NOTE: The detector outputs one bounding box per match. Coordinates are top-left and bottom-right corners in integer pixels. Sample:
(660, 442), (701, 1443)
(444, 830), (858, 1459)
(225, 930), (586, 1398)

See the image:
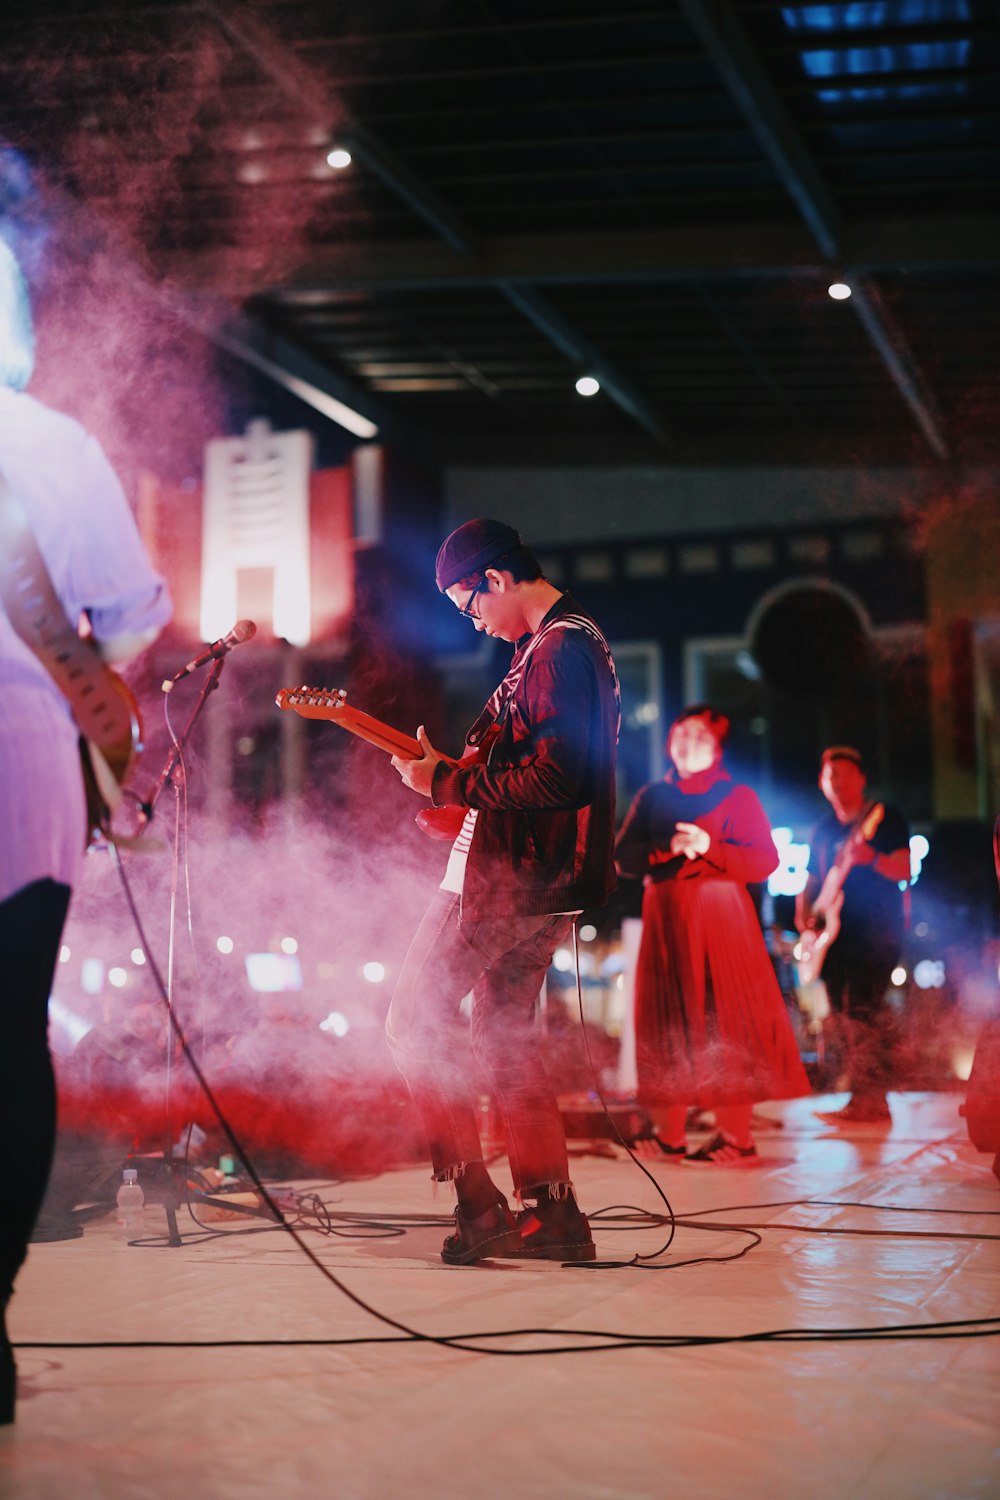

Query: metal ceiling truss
(9, 2), (985, 457)
(675, 0), (950, 461)
(201, 0), (681, 447)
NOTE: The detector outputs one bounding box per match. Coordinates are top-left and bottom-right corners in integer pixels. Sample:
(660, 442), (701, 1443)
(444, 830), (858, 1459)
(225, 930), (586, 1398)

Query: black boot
(512, 1188), (596, 1263)
(440, 1201), (523, 1265)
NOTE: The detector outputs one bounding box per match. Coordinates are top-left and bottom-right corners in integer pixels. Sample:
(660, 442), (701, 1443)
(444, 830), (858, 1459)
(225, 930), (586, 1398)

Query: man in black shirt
(796, 746), (911, 1125)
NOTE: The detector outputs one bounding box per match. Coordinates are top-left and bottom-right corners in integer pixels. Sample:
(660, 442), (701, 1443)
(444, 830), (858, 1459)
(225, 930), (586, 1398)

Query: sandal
(683, 1132), (757, 1164)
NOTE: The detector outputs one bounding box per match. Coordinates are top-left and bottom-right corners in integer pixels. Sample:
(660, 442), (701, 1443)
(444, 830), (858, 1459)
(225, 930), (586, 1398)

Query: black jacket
(431, 593), (620, 921)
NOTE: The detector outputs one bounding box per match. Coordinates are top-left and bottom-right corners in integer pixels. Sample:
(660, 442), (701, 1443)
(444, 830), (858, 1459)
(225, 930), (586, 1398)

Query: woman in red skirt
(615, 705), (809, 1163)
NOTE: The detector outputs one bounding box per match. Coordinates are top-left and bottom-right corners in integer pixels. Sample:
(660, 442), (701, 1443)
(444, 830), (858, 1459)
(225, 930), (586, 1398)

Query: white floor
(2, 1092), (998, 1500)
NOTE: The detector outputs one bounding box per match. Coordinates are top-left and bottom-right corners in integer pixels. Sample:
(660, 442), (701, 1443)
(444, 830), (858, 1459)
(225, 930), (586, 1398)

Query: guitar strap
(0, 477), (135, 815)
(465, 604), (621, 750)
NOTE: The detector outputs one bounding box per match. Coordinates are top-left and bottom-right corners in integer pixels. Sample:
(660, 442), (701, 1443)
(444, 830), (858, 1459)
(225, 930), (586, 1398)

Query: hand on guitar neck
(390, 725), (444, 799)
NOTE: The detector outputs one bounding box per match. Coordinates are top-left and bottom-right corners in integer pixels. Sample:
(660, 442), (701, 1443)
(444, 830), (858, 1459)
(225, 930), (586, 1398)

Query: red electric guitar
(796, 802), (885, 985)
(275, 685), (488, 840)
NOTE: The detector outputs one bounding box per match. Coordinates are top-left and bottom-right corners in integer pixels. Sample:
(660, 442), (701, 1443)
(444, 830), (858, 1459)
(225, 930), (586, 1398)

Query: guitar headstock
(275, 685), (348, 720)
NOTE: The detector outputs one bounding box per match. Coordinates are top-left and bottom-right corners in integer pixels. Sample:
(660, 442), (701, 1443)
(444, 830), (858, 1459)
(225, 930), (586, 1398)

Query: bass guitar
(275, 685), (482, 841)
(796, 803), (885, 986)
(0, 479), (143, 843)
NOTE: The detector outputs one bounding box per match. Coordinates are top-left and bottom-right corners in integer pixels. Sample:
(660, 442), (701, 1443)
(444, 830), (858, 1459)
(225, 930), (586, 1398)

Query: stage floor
(3, 1091), (998, 1500)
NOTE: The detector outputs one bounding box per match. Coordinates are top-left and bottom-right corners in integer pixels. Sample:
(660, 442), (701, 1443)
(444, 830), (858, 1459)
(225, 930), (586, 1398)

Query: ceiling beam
(335, 125), (475, 257)
(172, 294), (386, 440)
(210, 323), (381, 441)
(204, 1), (475, 255)
(675, 0), (950, 460)
(163, 214), (1000, 297)
(848, 279), (949, 461)
(201, 0), (669, 446)
(497, 282), (671, 446)
(675, 0), (843, 260)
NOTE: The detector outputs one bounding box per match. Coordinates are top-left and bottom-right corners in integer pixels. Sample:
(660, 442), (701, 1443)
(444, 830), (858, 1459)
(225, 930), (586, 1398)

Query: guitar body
(0, 480), (143, 843)
(796, 889), (843, 986)
(276, 686), (494, 841)
(415, 806), (468, 841)
(413, 736), (496, 841)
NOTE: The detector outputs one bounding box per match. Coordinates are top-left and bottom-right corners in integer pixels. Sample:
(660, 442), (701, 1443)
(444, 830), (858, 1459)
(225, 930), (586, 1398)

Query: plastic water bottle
(116, 1168), (145, 1239)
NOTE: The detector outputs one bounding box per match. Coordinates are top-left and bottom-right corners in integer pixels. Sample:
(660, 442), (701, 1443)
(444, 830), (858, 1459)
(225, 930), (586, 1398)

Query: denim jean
(386, 888), (575, 1198)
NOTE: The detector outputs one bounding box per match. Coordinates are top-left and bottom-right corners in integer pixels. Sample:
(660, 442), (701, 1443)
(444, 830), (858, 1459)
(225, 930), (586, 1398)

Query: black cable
(111, 846), (494, 1350)
(561, 926), (769, 1270)
(271, 1193), (1000, 1256)
(686, 1195), (1000, 1218)
(19, 1314), (1000, 1357)
(100, 848), (1000, 1355)
(567, 921), (683, 1267)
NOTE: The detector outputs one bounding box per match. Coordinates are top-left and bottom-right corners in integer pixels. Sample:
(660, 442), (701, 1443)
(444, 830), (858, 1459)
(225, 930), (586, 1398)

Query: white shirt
(0, 388), (172, 903)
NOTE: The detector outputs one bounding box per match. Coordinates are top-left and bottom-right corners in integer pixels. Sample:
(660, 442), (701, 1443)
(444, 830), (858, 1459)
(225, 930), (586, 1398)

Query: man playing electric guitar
(386, 518), (620, 1266)
(796, 746), (911, 1126)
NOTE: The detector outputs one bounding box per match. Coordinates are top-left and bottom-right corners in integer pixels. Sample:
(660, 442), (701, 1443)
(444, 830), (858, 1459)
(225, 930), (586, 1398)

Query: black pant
(822, 944), (898, 1097)
(0, 878), (71, 1297)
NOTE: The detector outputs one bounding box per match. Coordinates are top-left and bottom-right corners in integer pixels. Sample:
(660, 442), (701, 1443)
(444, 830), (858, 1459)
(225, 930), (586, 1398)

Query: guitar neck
(337, 708), (420, 760)
(814, 804), (885, 914)
(275, 689), (420, 759)
(812, 865), (848, 918)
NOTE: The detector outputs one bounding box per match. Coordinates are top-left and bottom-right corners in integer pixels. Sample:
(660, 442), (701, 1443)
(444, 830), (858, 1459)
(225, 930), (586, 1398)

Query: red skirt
(634, 877), (809, 1107)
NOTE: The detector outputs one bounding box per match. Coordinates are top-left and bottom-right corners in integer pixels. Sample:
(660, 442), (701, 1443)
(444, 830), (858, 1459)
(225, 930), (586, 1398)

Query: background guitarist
(0, 237), (171, 1423)
(796, 746), (911, 1127)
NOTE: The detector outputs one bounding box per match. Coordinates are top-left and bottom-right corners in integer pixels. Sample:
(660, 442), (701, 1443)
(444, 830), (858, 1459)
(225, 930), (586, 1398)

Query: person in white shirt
(0, 237), (171, 1424)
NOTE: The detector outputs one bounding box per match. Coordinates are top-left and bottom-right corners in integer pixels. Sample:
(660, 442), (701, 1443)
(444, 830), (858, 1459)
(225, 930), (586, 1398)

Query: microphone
(162, 620), (257, 691)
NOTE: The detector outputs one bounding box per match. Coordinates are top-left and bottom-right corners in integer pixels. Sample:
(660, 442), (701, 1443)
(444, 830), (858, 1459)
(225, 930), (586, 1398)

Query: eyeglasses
(457, 577), (488, 619)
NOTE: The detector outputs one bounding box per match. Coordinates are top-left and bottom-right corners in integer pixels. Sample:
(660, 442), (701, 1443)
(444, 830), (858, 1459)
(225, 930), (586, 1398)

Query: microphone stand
(137, 656), (227, 1247)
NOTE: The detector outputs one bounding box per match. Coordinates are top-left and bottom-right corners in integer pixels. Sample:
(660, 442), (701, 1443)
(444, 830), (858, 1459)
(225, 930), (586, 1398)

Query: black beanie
(821, 745), (866, 775)
(434, 517), (522, 592)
